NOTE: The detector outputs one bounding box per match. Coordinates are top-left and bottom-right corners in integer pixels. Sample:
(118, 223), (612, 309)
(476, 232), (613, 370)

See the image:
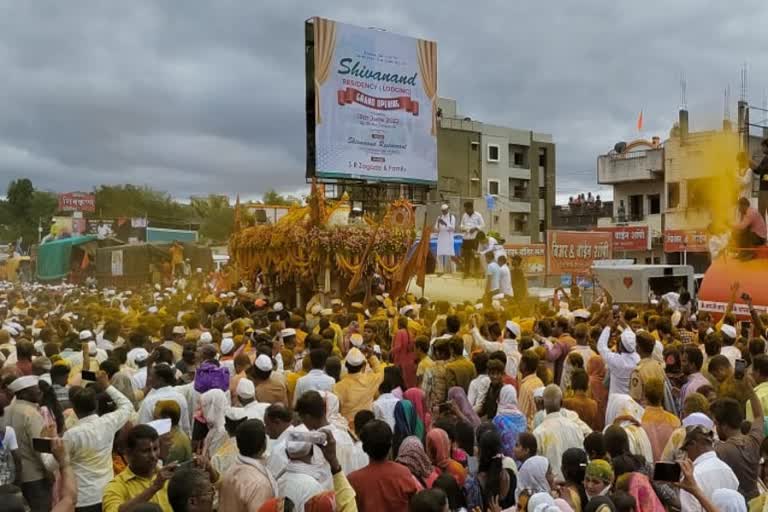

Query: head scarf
(394, 399), (425, 442)
(516, 455), (551, 501)
(425, 428), (453, 471)
(447, 386), (481, 427)
(527, 492), (560, 512)
(403, 387), (432, 431)
(711, 489), (747, 512)
(305, 491), (336, 512)
(200, 388), (227, 430)
(496, 384), (520, 415)
(625, 472), (665, 512)
(319, 391), (349, 432)
(396, 435), (434, 480)
(585, 459), (614, 484)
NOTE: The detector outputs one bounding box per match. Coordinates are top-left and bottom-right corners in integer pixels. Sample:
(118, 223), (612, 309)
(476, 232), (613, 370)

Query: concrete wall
(436, 127), (481, 198)
(598, 148), (663, 184)
(611, 180), (665, 218)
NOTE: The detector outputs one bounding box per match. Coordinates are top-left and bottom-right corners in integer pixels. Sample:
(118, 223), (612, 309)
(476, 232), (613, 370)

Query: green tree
(191, 195), (234, 242)
(261, 189), (296, 206)
(1, 179), (57, 246)
(7, 178), (34, 220)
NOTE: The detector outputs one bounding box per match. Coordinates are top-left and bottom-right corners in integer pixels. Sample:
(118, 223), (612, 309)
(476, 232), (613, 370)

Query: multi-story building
(430, 98), (556, 244)
(596, 137), (665, 263)
(596, 108), (765, 271)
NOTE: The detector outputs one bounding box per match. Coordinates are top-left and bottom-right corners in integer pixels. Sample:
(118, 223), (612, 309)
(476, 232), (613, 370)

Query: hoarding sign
(503, 243), (546, 276)
(547, 230), (613, 275)
(663, 229), (708, 253)
(597, 225), (650, 251)
(58, 192), (96, 213)
(308, 17), (437, 184)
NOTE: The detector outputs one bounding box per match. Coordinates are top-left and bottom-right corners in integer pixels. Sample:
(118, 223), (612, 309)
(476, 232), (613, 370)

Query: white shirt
(460, 211), (485, 239)
(533, 411), (587, 481)
(486, 261), (501, 291)
(137, 385), (191, 435)
(499, 264), (513, 296)
(467, 374), (491, 413)
(470, 328), (520, 378)
(62, 386), (133, 507)
(596, 327), (640, 395)
(372, 393), (400, 429)
(242, 401), (270, 421)
(680, 451), (739, 512)
(293, 369), (336, 405)
(561, 345), (597, 389)
(131, 367), (147, 391)
(720, 345), (741, 368)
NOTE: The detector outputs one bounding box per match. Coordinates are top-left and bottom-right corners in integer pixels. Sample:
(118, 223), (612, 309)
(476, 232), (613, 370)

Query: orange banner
(547, 230), (613, 275)
(503, 244), (546, 276)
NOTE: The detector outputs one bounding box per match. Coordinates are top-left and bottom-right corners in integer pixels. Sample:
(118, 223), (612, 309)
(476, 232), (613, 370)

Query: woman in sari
(559, 447), (588, 512)
(392, 317), (417, 389)
(615, 472), (665, 512)
(515, 455), (552, 502)
(403, 387), (431, 434)
(492, 384), (527, 458)
(426, 427), (468, 486)
(393, 399), (424, 456)
(640, 377), (680, 462)
(608, 394), (654, 465)
(199, 388), (228, 459)
(396, 435), (441, 488)
(447, 386), (481, 428)
(586, 356), (608, 430)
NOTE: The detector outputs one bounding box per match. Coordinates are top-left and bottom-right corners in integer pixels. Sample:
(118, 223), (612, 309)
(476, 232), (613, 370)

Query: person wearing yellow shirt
(334, 347), (385, 429)
(313, 313), (343, 352)
(102, 424), (174, 512)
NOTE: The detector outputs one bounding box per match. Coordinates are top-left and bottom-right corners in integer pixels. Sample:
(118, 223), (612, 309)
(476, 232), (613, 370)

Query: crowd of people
(567, 194), (603, 212)
(0, 273), (764, 512)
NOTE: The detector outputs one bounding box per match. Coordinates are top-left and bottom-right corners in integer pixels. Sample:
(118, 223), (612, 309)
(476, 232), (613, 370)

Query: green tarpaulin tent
(36, 235), (98, 281)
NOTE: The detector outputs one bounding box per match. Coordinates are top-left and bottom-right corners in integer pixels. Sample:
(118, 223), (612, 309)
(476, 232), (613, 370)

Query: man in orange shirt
(518, 350), (544, 426)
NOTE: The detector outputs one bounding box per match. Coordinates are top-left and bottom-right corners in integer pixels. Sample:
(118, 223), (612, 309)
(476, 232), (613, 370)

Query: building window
(668, 182), (680, 209)
(509, 178), (528, 200)
(508, 213), (528, 234)
(488, 180), (500, 196)
(648, 194), (661, 214)
(487, 144), (500, 162)
(508, 144), (527, 168)
(539, 187), (546, 199)
(539, 220), (545, 232)
(538, 147), (547, 167)
(628, 194), (644, 220)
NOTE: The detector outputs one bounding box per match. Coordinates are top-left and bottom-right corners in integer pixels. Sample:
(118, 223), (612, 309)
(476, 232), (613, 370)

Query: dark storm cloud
(0, 0), (767, 200)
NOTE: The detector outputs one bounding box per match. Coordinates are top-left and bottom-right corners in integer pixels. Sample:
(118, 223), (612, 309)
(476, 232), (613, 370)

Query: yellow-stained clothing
(334, 356), (385, 428)
(102, 467), (172, 512)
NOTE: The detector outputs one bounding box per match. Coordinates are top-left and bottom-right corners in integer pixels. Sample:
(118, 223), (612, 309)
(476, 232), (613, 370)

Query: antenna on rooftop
(724, 85), (731, 121)
(679, 72), (687, 110)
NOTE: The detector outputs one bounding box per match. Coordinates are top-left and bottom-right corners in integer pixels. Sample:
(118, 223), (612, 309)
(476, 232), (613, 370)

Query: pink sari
(626, 472), (665, 512)
(403, 388), (432, 432)
(392, 328), (417, 389)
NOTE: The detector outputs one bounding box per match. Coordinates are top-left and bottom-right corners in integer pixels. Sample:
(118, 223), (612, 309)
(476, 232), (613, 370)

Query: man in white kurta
(434, 204), (456, 274)
(532, 384), (589, 481)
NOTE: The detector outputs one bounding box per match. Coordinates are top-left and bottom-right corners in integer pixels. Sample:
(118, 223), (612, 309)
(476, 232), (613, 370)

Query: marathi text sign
(310, 17), (437, 184)
(663, 229), (708, 253)
(597, 226), (650, 251)
(503, 244), (546, 276)
(58, 192), (96, 213)
(547, 230), (612, 275)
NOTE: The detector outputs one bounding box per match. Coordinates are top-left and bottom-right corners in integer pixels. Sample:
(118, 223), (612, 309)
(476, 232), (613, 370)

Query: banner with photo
(309, 17), (437, 184)
(503, 243), (546, 276)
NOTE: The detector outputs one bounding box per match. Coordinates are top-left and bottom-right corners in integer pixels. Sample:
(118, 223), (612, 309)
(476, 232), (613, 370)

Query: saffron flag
(637, 110), (643, 131)
(391, 215), (432, 298)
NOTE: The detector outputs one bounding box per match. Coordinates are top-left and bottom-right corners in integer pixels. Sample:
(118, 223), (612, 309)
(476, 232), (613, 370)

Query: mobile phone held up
(653, 461), (681, 482)
(735, 359), (747, 380)
(81, 370), (97, 382)
(32, 437), (53, 453)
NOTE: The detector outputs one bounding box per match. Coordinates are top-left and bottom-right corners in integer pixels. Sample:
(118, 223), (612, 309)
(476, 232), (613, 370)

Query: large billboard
(547, 230), (613, 275)
(597, 226), (650, 251)
(306, 17), (437, 185)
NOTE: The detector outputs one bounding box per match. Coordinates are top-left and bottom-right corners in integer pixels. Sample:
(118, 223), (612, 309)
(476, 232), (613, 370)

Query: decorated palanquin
(228, 189), (416, 287)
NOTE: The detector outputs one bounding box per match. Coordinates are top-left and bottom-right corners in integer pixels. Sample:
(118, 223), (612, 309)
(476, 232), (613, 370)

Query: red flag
(637, 110), (643, 131)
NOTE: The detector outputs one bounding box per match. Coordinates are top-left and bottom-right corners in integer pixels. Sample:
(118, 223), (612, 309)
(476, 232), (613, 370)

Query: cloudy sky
(1, 1), (767, 204)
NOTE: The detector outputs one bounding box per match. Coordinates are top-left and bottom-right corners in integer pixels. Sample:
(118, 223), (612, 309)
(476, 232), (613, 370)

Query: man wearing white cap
(334, 347), (385, 427)
(470, 317), (522, 380)
(252, 353), (288, 405)
(434, 203), (456, 274)
(719, 323), (741, 368)
(3, 375), (53, 511)
(161, 324), (186, 362)
(596, 319), (641, 425)
(137, 362), (192, 435)
(233, 378), (269, 421)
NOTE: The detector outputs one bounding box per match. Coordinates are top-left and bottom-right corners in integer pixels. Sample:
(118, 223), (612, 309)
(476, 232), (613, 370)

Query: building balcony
(597, 213), (663, 236)
(597, 148), (664, 184)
